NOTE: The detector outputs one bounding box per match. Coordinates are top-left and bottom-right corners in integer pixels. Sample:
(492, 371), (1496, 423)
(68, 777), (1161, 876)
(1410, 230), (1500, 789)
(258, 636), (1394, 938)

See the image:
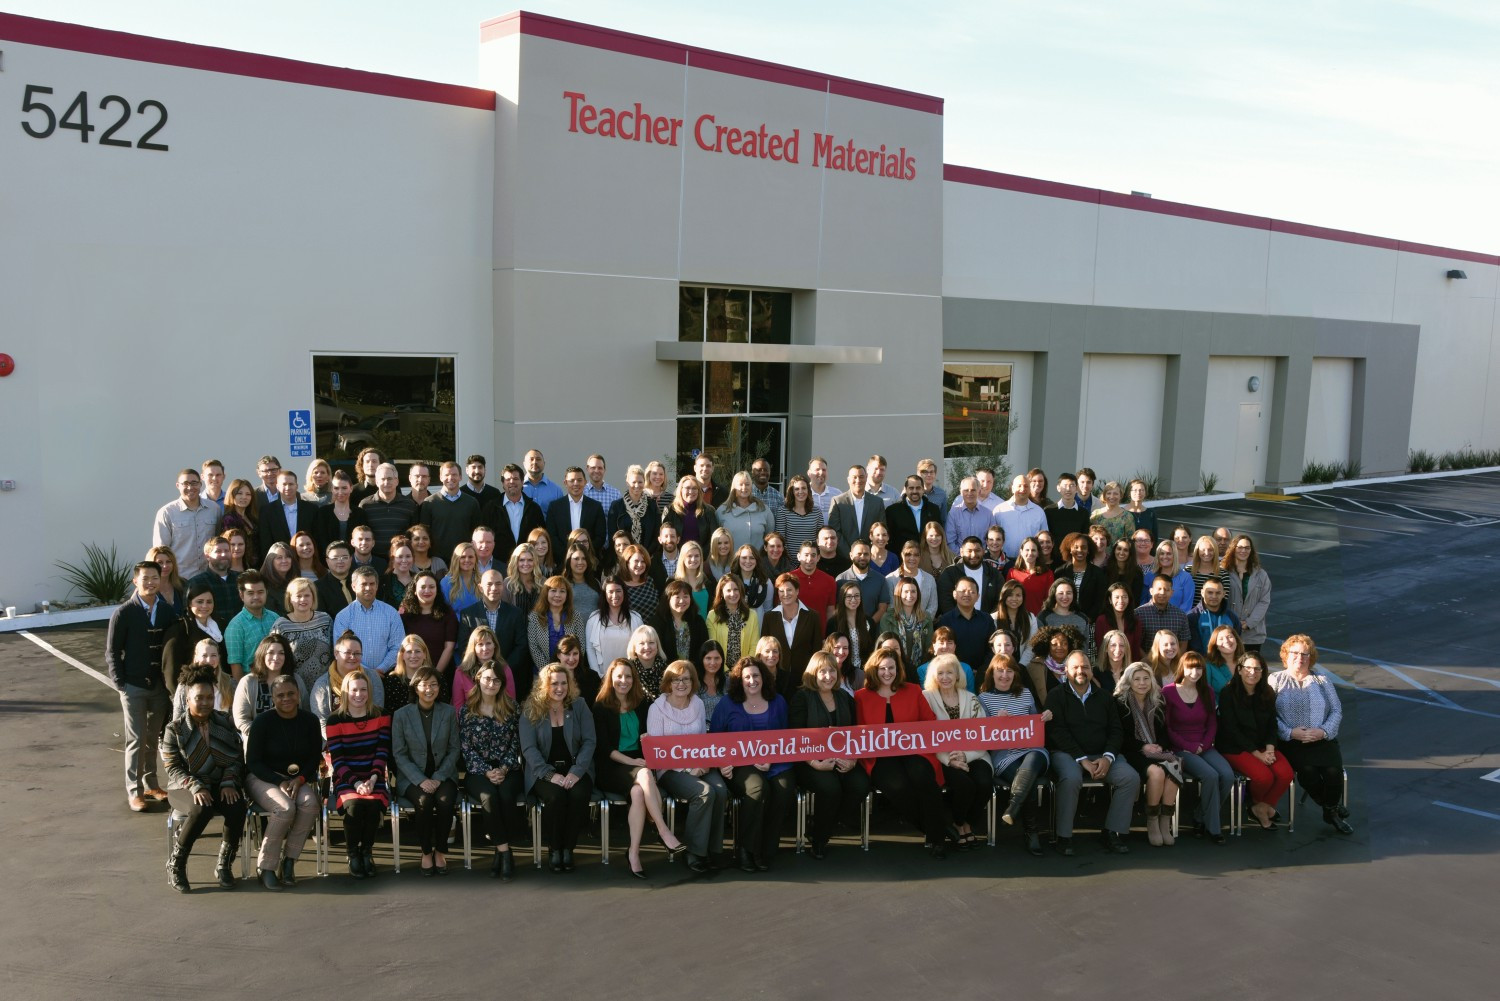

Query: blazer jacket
(935, 562), (1002, 616)
(257, 498), (321, 555)
(391, 702), (462, 798)
(544, 494), (608, 559)
(591, 698), (652, 766)
(787, 686), (858, 730)
(826, 491), (887, 557)
(480, 494), (547, 564)
(760, 608), (822, 698)
(883, 498), (943, 554)
(519, 697), (598, 789)
(459, 601), (531, 689)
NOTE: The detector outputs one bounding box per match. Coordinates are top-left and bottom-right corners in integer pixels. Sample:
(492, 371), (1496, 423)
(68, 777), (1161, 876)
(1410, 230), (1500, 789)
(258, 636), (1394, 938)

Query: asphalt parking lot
(2, 472), (1496, 999)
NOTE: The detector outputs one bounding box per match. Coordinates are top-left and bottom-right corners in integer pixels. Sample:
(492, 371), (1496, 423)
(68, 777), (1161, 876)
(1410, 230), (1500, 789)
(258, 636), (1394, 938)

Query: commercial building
(2, 10), (1497, 609)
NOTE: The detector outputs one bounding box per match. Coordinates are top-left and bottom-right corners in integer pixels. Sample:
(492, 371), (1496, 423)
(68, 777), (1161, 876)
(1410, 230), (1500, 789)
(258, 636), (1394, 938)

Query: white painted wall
(1077, 354), (1166, 480)
(1304, 358), (1355, 468)
(1202, 357), (1276, 491)
(1, 37), (494, 609)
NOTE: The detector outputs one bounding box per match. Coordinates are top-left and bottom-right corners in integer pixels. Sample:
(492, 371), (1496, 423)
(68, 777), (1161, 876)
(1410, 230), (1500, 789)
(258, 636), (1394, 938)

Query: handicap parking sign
(289, 409), (313, 457)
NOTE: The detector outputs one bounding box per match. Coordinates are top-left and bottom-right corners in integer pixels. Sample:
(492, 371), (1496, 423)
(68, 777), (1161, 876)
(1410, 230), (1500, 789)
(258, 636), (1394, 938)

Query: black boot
(279, 857), (297, 887)
(348, 846), (366, 879)
(166, 841), (191, 894)
(499, 849), (515, 881)
(259, 868), (282, 891)
(736, 847), (758, 873)
(215, 841), (238, 889)
(363, 849), (378, 878)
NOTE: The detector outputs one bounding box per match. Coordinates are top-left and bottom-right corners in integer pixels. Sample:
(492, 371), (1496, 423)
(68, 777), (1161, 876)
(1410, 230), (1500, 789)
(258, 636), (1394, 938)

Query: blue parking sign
(289, 410), (313, 457)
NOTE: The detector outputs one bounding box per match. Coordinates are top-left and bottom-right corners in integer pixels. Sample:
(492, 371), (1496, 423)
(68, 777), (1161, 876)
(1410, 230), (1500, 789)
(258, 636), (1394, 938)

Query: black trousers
(466, 771), (524, 846)
(870, 755), (950, 844)
(729, 768), (795, 859)
(941, 758), (994, 827)
(793, 763), (869, 846)
(1280, 739), (1345, 810)
(341, 799), (383, 853)
(406, 779), (458, 854)
(532, 775), (594, 851)
(167, 787), (247, 852)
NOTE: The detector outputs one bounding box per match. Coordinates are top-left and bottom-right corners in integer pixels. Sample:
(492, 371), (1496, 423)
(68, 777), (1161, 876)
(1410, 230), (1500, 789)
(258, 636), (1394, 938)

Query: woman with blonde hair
(451, 624), (516, 709)
(269, 577), (333, 694)
(918, 521), (955, 576)
(1088, 480), (1135, 550)
(301, 458), (334, 506)
(717, 471), (775, 552)
(705, 527), (736, 580)
(923, 653), (991, 848)
(663, 475), (720, 546)
(673, 541), (715, 617)
(787, 651), (867, 859)
(504, 543), (544, 615)
(145, 545), (187, 618)
(460, 661), (523, 879)
(519, 663), (597, 872)
(1094, 628), (1132, 693)
(1144, 628), (1183, 687)
(1143, 540), (1194, 613)
(526, 526), (555, 578)
(439, 543), (481, 613)
(1114, 661), (1179, 847)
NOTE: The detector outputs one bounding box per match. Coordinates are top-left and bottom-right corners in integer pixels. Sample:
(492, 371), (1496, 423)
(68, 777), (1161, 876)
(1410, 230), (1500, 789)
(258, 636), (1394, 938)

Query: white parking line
(18, 630), (114, 689)
(1481, 769), (1500, 784)
(1433, 801), (1500, 822)
(1172, 503), (1408, 536)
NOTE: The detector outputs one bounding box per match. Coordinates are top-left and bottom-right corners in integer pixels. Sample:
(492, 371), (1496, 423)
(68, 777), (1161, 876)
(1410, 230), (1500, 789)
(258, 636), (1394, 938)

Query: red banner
(642, 716), (1044, 768)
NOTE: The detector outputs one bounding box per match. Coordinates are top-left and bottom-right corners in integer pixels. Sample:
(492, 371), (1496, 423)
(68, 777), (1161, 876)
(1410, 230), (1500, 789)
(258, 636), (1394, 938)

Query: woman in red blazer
(853, 647), (957, 859)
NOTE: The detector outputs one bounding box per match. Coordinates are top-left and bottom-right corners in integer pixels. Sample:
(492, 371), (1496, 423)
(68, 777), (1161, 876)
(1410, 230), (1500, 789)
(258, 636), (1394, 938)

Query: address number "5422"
(21, 85), (169, 151)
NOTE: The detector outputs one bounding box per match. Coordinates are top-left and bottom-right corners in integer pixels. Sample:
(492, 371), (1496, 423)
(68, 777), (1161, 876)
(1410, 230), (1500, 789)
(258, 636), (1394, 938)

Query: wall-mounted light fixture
(1447, 269), (1468, 279)
(1247, 376), (1261, 393)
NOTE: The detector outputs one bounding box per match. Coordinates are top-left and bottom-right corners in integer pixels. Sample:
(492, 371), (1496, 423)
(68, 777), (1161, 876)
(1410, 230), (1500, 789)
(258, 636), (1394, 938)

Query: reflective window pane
(677, 361), (703, 416)
(750, 291), (792, 344)
(942, 364), (1012, 458)
(679, 287), (705, 342)
(748, 363), (789, 415)
(707, 288), (750, 343)
(705, 361), (748, 415)
(676, 418), (703, 481)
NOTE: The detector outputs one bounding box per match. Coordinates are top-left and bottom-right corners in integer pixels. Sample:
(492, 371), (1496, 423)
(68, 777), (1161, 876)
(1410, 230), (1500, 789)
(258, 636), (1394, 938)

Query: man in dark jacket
(1045, 651), (1140, 855)
(108, 561), (173, 812)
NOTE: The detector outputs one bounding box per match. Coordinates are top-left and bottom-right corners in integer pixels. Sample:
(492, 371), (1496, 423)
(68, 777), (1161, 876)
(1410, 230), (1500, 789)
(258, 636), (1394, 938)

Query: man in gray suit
(826, 464), (887, 559)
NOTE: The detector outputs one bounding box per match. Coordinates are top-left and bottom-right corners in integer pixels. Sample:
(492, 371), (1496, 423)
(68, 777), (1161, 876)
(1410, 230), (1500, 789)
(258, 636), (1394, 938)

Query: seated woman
(879, 575), (933, 675)
(233, 635), (305, 744)
(1036, 579), (1093, 658)
(392, 666), (462, 875)
(593, 658), (687, 878)
(853, 646), (955, 859)
(325, 670), (392, 879)
(163, 582), (229, 709)
(822, 632), (860, 695)
(451, 625), (517, 710)
(1114, 661), (1179, 847)
(1094, 628), (1132, 694)
(709, 657), (794, 872)
(624, 624), (670, 699)
(244, 674), (322, 890)
(1217, 651), (1294, 830)
(309, 631), (386, 731)
(1143, 628), (1183, 688)
(1269, 635), (1351, 834)
(705, 574), (761, 669)
(460, 661), (524, 880)
(1028, 623), (1086, 692)
(400, 572), (459, 696)
(162, 666), (246, 893)
(269, 577), (333, 696)
(519, 663), (598, 872)
(1163, 651), (1235, 844)
(787, 651), (869, 859)
(1203, 623), (1245, 696)
(922, 653), (992, 849)
(977, 654), (1050, 856)
(171, 638), (226, 721)
(648, 660), (729, 873)
(528, 576), (587, 688)
(696, 640), (728, 722)
(1094, 582), (1142, 662)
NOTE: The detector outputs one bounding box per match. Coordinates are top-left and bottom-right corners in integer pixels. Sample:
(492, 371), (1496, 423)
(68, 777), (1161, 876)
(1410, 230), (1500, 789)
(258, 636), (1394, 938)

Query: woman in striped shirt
(325, 670), (392, 879)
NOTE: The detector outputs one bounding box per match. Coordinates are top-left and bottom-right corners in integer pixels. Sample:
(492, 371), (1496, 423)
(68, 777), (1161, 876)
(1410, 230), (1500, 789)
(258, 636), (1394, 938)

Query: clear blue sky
(11, 0), (1499, 252)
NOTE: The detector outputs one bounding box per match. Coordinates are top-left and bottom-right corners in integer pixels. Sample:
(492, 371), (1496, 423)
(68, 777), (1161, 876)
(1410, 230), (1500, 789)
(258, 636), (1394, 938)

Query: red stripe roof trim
(481, 11), (943, 115)
(944, 164), (1499, 266)
(0, 12), (496, 110)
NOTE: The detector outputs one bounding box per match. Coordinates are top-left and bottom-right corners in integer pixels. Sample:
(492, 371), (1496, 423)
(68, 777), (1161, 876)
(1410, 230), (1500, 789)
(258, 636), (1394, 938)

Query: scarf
(1045, 656), (1067, 683)
(1127, 694), (1157, 746)
(621, 493), (650, 544)
(724, 610), (744, 664)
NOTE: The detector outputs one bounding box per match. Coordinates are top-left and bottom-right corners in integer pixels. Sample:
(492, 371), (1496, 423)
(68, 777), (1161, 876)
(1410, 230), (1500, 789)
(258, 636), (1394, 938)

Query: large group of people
(116, 446), (1349, 893)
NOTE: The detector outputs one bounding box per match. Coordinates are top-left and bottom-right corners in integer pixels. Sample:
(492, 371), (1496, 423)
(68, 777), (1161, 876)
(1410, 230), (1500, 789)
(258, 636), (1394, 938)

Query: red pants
(1222, 750), (1294, 808)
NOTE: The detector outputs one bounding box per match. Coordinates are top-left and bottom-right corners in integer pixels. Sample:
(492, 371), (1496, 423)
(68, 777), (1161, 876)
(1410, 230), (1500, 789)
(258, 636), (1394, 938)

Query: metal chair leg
(861, 792), (872, 851)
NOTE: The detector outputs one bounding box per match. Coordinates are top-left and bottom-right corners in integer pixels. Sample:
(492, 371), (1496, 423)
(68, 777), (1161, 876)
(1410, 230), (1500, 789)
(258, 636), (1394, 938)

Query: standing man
(749, 457), (784, 512)
(815, 526), (849, 578)
(462, 454), (502, 511)
(1046, 472), (1090, 543)
(546, 465), (607, 557)
(482, 463), (546, 564)
(315, 541), (355, 616)
(583, 454), (623, 510)
(865, 455), (899, 505)
(1076, 467), (1099, 515)
(471, 526), (498, 575)
(257, 469), (318, 557)
(420, 461), (481, 566)
(885, 474), (942, 554)
(225, 570), (280, 679)
(250, 455), (283, 517)
(153, 468), (220, 578)
(837, 541), (892, 623)
(806, 456), (839, 521)
(916, 458), (948, 518)
(406, 462), (436, 505)
(107, 561), (174, 811)
(186, 535), (241, 630)
(692, 453), (725, 511)
(458, 569), (531, 693)
(357, 463), (418, 556)
(200, 458), (227, 510)
(1046, 651), (1140, 855)
(973, 467), (1004, 513)
(1136, 576), (1193, 651)
(349, 525), (385, 575)
(996, 475), (1048, 559)
(827, 464), (887, 558)
(332, 566), (404, 673)
(788, 540), (837, 630)
(521, 449), (565, 515)
(936, 537), (1001, 616)
(946, 477), (999, 554)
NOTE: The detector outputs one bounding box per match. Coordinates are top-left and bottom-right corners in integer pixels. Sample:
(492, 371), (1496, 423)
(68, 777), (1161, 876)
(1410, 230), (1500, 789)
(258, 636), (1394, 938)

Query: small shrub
(1408, 449), (1437, 473)
(55, 541), (132, 605)
(1301, 460), (1340, 484)
(1199, 470), (1220, 494)
(1341, 459), (1362, 480)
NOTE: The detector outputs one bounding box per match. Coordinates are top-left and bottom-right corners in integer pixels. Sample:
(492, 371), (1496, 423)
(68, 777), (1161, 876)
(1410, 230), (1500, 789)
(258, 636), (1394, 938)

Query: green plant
(1199, 470), (1219, 494)
(1436, 445), (1500, 470)
(1301, 460), (1340, 484)
(55, 541), (132, 605)
(1130, 471), (1159, 499)
(945, 415), (1021, 497)
(1341, 459), (1362, 480)
(1408, 449), (1436, 473)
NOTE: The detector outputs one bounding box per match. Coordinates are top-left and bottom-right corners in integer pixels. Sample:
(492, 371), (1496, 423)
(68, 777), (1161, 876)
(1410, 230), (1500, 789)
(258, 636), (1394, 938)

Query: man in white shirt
(996, 475), (1048, 559)
(153, 468), (220, 578)
(546, 465), (606, 556)
(806, 456), (839, 521)
(827, 464), (887, 559)
(973, 467), (1004, 512)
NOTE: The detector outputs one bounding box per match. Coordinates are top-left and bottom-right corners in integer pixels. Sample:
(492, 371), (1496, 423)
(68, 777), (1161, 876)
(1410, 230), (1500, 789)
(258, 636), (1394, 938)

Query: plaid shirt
(1134, 600), (1191, 650)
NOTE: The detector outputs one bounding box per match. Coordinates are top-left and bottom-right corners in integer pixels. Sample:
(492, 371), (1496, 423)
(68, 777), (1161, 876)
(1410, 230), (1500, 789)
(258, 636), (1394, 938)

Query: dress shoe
(736, 848), (758, 873)
(1025, 833), (1044, 857)
(548, 850), (564, 873)
(629, 862), (648, 880)
(753, 854), (771, 872)
(145, 788), (170, 801)
(664, 841), (688, 860)
(1055, 837), (1076, 857)
(1210, 832), (1228, 845)
(810, 840), (828, 860)
(1334, 804), (1351, 819)
(1103, 831), (1130, 854)
(259, 869), (282, 891)
(128, 795), (148, 813)
(561, 849), (576, 872)
(279, 858), (297, 886)
(1324, 808), (1354, 835)
(684, 853), (710, 874)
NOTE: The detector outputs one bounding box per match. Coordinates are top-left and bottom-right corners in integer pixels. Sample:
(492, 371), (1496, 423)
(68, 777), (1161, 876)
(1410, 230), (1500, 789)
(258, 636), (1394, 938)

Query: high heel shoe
(629, 854), (648, 880)
(665, 841), (688, 860)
